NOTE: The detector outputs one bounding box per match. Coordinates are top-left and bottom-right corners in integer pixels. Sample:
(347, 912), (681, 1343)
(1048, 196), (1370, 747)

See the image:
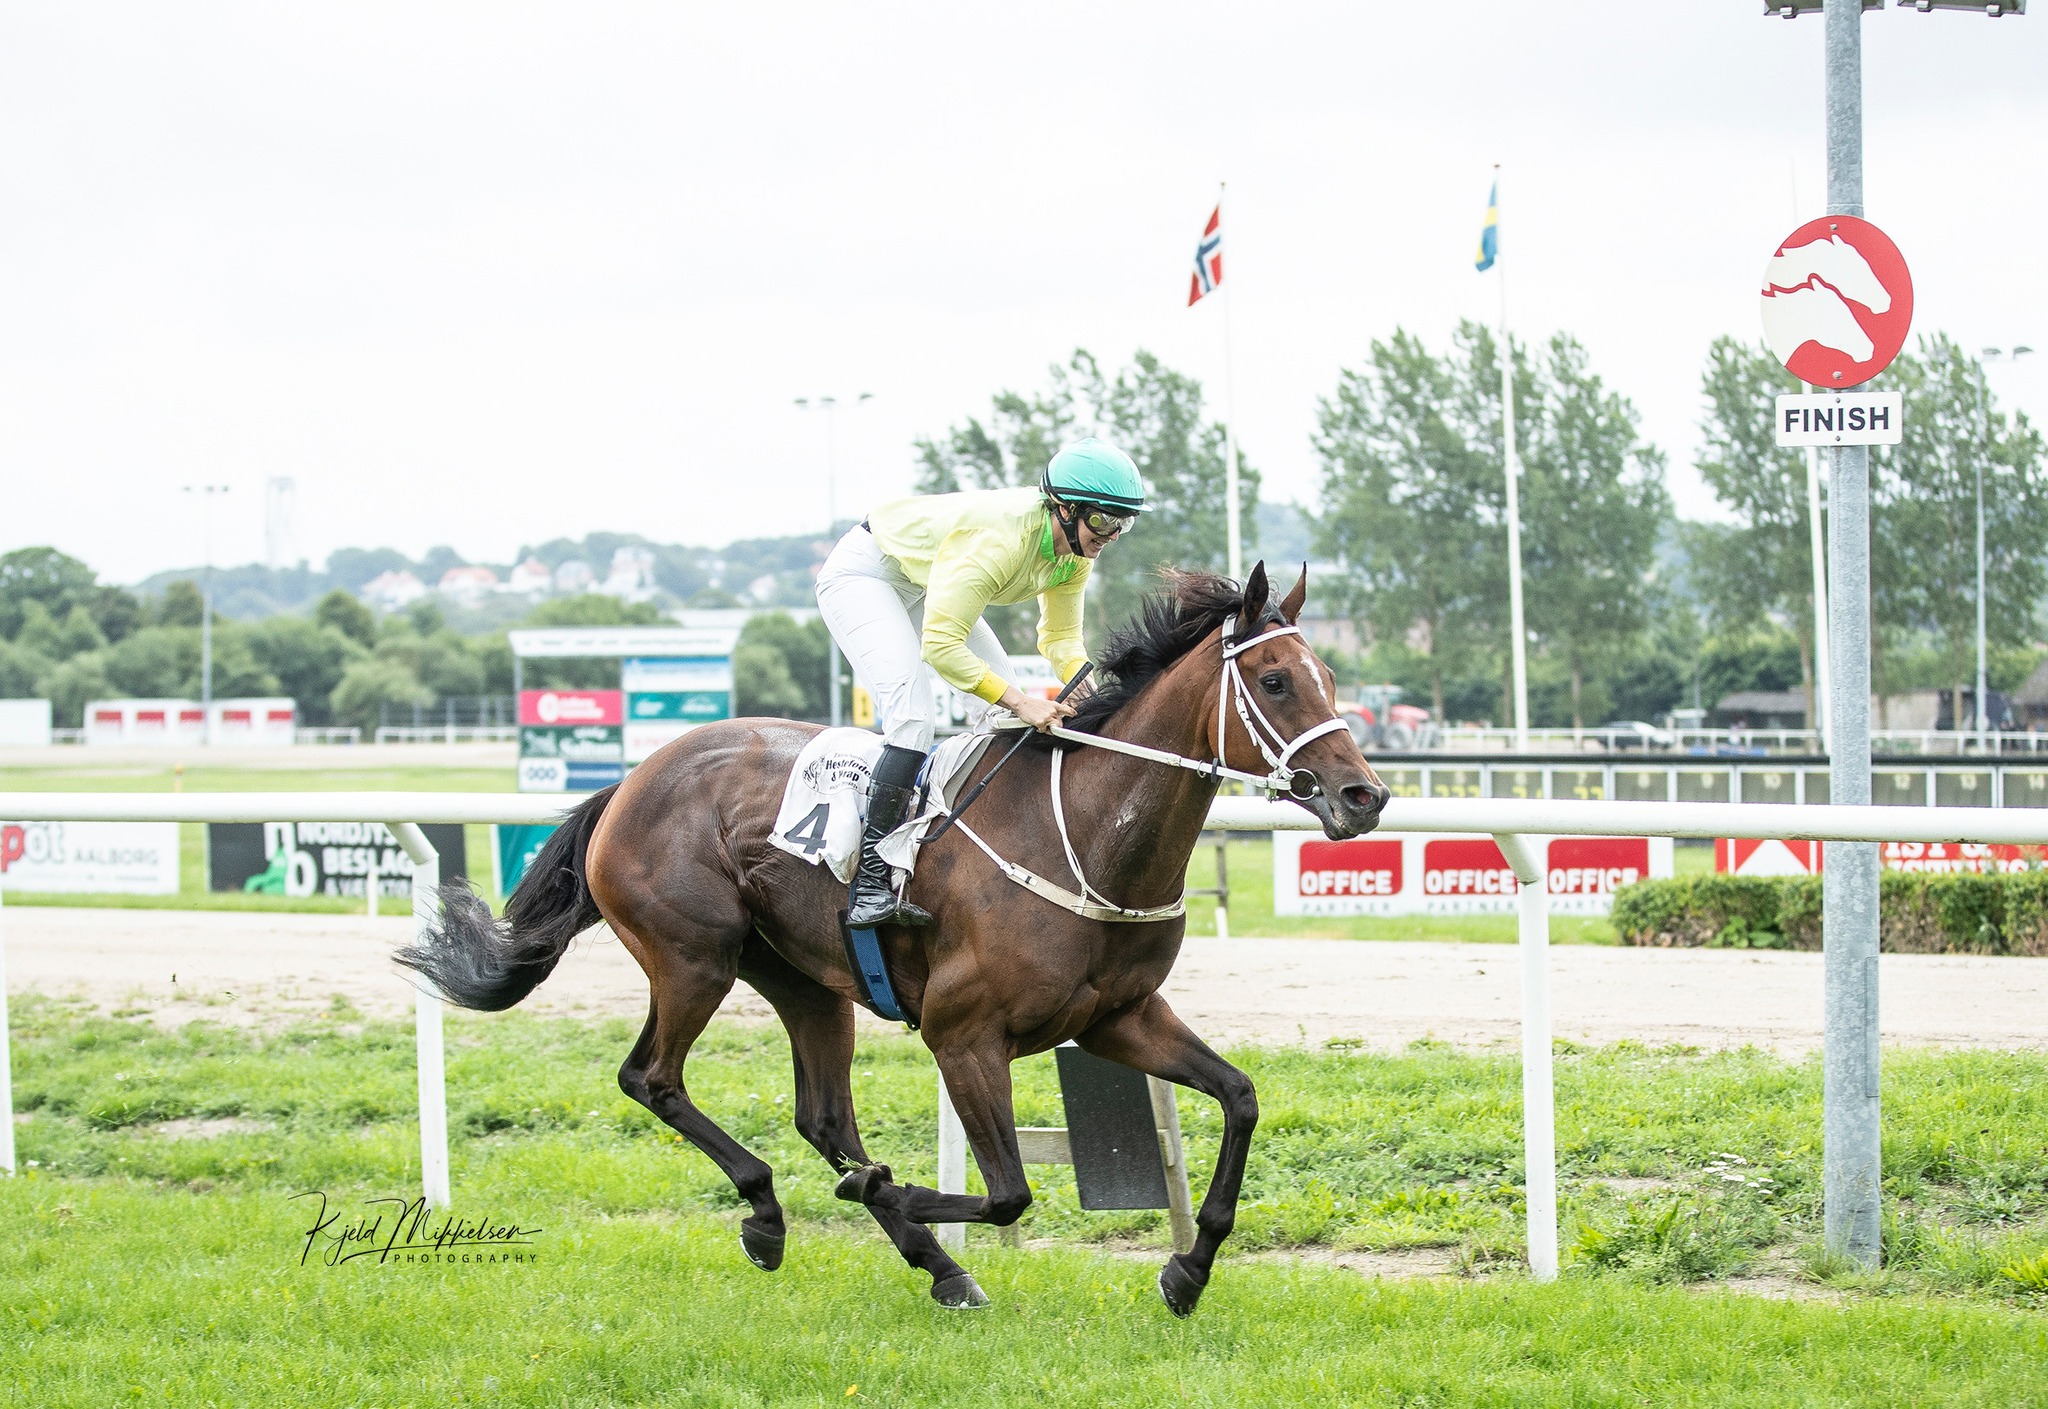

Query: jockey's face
(1074, 518), (1118, 558)
(1052, 498), (1128, 559)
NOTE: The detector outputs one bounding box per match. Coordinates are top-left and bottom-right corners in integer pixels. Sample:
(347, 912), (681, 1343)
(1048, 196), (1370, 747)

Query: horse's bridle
(1033, 615), (1352, 798)
(933, 617), (1356, 923)
(1214, 617), (1352, 800)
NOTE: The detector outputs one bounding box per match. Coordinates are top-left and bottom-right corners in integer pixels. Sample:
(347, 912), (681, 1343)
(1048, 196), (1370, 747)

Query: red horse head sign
(1759, 215), (1914, 388)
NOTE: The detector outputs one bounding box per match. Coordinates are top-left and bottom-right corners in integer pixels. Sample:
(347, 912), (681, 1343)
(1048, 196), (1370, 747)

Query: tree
(244, 617), (368, 724)
(37, 655), (108, 727)
(330, 658), (434, 729)
(15, 601), (105, 661)
(1314, 324), (1524, 721)
(155, 580), (205, 628)
(1691, 339), (1827, 726)
(737, 612), (830, 719)
(1520, 334), (1671, 728)
(733, 643), (807, 717)
(915, 348), (1256, 642)
(314, 589), (377, 648)
(0, 547), (98, 640)
(0, 640), (51, 697)
(325, 547), (412, 593)
(86, 584), (144, 644)
(101, 627), (196, 697)
(1875, 336), (2048, 728)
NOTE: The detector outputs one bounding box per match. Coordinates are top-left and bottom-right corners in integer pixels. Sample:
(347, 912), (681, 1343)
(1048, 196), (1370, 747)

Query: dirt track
(6, 907), (2044, 1055)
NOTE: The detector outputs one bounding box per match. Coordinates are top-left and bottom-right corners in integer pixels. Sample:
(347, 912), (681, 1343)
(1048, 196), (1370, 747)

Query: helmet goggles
(1073, 503), (1136, 539)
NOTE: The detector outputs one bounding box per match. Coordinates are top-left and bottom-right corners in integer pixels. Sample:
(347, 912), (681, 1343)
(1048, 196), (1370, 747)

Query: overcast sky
(3, 3), (2044, 585)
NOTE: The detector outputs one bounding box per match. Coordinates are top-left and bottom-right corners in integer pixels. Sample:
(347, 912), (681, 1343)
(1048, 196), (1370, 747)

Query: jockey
(815, 436), (1147, 928)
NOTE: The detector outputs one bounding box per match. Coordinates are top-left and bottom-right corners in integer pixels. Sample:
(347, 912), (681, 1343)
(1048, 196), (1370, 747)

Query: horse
(396, 562), (1389, 1315)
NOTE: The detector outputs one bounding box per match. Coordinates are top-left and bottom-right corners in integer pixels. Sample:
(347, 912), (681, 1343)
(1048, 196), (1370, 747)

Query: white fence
(1432, 725), (2048, 756)
(3, 789), (2044, 1283)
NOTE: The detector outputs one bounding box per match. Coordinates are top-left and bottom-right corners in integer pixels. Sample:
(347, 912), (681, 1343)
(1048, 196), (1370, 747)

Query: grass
(4, 996), (2045, 1404)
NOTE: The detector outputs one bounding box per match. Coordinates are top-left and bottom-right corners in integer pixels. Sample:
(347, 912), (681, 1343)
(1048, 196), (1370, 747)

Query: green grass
(4, 997), (2045, 1405)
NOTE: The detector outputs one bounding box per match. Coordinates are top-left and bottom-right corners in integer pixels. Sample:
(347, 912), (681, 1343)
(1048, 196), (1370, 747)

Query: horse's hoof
(740, 1217), (785, 1272)
(931, 1272), (990, 1309)
(833, 1163), (893, 1204)
(1157, 1254), (1208, 1319)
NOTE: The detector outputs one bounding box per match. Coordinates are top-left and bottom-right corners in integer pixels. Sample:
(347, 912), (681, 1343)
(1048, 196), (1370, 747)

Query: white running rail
(4, 790), (2046, 1281)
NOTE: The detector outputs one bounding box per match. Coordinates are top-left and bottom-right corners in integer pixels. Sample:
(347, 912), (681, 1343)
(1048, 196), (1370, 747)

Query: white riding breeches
(815, 525), (1014, 753)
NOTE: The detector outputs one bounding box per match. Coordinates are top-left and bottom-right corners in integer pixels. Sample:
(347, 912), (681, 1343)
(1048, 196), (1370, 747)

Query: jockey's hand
(1003, 689), (1076, 732)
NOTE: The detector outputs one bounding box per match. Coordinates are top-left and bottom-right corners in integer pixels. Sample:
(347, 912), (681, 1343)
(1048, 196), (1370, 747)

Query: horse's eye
(1260, 672), (1287, 695)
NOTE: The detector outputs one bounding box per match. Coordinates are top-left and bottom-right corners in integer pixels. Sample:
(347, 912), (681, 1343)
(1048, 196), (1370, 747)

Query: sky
(2, 2), (2044, 584)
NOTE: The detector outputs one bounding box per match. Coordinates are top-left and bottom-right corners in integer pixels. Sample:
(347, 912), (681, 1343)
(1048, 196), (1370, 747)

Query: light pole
(181, 485), (231, 745)
(795, 393), (875, 728)
(1978, 346), (2033, 738)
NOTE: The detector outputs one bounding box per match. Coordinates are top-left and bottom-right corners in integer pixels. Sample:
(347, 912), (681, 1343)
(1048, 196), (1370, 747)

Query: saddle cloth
(768, 727), (997, 884)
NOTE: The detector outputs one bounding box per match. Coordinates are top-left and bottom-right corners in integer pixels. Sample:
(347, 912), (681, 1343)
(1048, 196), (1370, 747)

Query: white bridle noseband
(1214, 617), (1353, 798)
(935, 617), (1356, 923)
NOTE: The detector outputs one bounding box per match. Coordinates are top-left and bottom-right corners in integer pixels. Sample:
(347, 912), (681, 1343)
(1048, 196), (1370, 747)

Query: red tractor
(1339, 685), (1436, 752)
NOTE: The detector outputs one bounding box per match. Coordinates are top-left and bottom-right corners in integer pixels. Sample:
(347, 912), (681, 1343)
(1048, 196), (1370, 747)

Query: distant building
(437, 565), (500, 605)
(505, 556), (552, 595)
(554, 559), (595, 593)
(1712, 690), (1809, 731)
(602, 546), (657, 602)
(2012, 659), (2048, 730)
(360, 570), (426, 612)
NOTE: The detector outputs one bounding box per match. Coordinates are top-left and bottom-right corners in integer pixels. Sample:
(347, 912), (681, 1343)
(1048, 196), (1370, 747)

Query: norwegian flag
(1187, 205), (1222, 306)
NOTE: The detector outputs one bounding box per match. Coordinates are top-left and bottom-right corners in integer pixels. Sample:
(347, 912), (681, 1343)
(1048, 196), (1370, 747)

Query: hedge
(1610, 871), (2048, 955)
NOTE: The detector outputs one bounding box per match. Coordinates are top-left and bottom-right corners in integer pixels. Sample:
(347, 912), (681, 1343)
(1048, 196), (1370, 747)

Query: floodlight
(1896, 0), (2024, 12)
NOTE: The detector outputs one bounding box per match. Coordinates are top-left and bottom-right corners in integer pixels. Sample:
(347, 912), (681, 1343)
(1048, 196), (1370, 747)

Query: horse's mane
(1028, 569), (1282, 747)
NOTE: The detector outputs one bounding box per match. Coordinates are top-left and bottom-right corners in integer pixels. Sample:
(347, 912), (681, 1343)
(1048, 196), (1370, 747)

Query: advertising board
(0, 699), (53, 746)
(1715, 838), (2048, 877)
(207, 821), (469, 900)
(1274, 831), (1674, 917)
(0, 820), (180, 894)
(518, 690), (623, 726)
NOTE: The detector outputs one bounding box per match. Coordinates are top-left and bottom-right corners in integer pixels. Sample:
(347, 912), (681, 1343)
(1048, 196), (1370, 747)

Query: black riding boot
(847, 744), (932, 928)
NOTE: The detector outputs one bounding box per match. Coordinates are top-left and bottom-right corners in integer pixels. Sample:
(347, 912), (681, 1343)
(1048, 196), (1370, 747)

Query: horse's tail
(394, 785), (618, 1012)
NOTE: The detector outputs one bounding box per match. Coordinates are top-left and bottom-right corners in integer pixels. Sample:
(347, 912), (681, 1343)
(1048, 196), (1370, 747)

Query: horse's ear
(1279, 564), (1307, 625)
(1236, 561), (1270, 636)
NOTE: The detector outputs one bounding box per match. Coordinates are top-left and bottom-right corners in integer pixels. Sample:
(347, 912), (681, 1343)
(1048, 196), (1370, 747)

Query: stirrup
(847, 867), (931, 928)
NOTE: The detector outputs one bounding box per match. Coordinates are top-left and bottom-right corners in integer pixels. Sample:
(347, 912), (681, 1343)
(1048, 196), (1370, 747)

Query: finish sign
(1773, 391), (1903, 448)
(1760, 215), (1913, 388)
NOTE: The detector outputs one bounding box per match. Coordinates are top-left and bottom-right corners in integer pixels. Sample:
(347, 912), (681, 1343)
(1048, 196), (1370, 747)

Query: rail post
(0, 882), (14, 1176)
(1494, 831), (1556, 1282)
(389, 822), (450, 1210)
(936, 1075), (967, 1252)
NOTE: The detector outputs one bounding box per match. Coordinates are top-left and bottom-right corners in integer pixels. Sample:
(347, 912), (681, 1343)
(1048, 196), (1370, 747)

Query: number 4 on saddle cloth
(768, 728), (994, 1023)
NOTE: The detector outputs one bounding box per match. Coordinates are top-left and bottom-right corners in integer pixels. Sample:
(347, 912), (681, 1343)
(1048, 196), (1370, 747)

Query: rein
(938, 619), (1350, 924)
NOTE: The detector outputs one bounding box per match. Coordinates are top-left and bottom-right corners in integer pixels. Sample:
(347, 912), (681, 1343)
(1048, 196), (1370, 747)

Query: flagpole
(1219, 183), (1242, 583)
(1495, 164), (1530, 753)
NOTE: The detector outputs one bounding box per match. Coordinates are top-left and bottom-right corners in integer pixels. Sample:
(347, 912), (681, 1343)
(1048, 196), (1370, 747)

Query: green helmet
(1041, 437), (1146, 513)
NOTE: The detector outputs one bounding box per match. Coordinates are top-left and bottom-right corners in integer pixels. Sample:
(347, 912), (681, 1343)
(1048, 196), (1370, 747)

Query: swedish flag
(1474, 179), (1499, 272)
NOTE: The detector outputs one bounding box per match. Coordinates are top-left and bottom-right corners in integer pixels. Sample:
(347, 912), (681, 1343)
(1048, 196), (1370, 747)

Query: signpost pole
(1976, 365), (1990, 740)
(1821, 0), (1882, 1269)
(1495, 166), (1531, 755)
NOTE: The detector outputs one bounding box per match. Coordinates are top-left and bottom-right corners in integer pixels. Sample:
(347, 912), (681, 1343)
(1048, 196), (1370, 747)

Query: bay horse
(397, 562), (1388, 1315)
